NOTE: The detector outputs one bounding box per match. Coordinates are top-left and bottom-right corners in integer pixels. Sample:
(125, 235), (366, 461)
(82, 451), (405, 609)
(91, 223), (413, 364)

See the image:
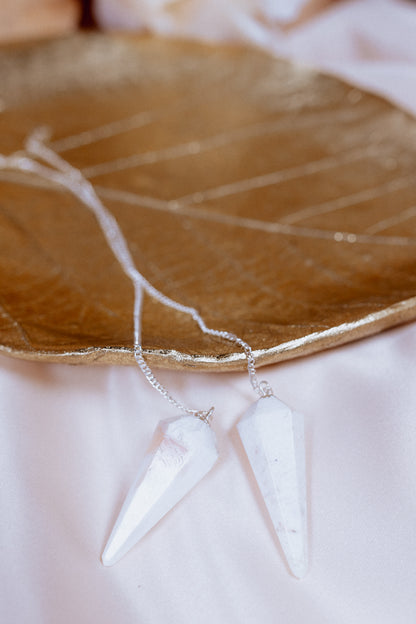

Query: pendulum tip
(100, 552), (113, 567)
(101, 544), (120, 567)
(289, 559), (308, 580)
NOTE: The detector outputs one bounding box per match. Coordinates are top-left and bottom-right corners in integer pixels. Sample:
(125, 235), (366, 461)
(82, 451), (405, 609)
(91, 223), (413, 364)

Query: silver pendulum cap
(102, 414), (218, 566)
(238, 395), (308, 579)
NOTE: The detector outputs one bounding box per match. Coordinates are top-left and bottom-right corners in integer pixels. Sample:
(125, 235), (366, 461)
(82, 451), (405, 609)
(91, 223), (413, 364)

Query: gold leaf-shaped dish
(1, 34), (416, 370)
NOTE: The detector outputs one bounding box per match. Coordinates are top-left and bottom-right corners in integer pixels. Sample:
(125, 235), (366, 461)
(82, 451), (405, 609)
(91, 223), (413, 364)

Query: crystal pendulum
(238, 394), (308, 579)
(102, 414), (218, 566)
(0, 131), (308, 575)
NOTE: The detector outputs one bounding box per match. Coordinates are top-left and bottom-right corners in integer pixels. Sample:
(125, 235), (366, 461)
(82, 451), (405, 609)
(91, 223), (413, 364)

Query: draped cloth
(1, 1), (416, 622)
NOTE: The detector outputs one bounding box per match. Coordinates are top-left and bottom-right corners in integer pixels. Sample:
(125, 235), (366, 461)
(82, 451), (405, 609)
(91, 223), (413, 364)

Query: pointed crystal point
(102, 415), (218, 566)
(238, 395), (308, 579)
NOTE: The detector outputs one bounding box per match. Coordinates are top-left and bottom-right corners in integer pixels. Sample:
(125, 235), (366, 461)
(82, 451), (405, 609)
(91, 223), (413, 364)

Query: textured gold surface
(1, 34), (416, 371)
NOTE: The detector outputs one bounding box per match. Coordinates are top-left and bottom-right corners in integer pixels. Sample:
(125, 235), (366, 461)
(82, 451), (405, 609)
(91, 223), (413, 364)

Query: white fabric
(2, 1), (416, 622)
(95, 0), (317, 36)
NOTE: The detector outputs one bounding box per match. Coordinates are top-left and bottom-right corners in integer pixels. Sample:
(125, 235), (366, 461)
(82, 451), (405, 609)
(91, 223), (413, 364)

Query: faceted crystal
(238, 395), (308, 579)
(102, 415), (218, 566)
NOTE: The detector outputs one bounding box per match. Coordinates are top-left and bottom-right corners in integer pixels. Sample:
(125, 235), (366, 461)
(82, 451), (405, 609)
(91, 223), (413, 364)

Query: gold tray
(1, 34), (416, 371)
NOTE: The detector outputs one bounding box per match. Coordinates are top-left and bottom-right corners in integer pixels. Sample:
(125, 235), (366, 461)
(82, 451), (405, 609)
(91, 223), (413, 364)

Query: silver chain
(0, 128), (274, 420)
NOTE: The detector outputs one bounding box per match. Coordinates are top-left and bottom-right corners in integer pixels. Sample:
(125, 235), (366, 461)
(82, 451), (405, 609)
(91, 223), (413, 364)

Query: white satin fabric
(2, 1), (416, 622)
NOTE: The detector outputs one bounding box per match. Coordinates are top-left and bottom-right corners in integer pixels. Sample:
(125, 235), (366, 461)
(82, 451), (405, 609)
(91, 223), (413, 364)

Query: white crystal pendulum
(238, 395), (308, 579)
(102, 415), (218, 566)
(0, 133), (308, 576)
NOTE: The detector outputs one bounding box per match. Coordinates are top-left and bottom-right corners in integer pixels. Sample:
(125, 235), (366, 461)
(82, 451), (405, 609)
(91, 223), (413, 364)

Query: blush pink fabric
(1, 1), (416, 622)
